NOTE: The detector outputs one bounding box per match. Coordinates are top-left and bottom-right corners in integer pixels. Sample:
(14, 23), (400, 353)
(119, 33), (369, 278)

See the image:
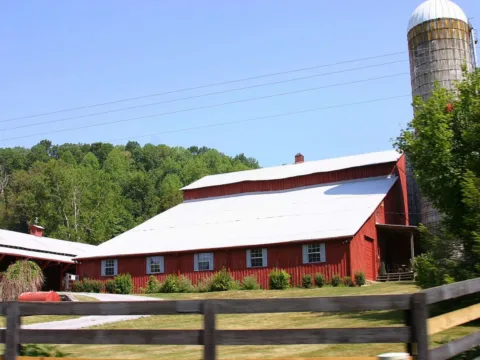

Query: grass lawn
(18, 283), (478, 359)
(73, 294), (99, 302)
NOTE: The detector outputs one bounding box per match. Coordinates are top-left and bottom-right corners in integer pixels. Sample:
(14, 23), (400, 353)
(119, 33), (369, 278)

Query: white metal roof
(182, 150), (401, 191)
(79, 176), (397, 259)
(408, 0), (468, 32)
(0, 229), (97, 263)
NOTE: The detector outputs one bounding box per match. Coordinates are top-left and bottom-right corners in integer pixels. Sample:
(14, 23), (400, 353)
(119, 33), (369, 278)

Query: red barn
(76, 150), (416, 291)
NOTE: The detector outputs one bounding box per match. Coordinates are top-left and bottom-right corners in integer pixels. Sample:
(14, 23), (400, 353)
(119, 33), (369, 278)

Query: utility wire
(0, 72), (409, 142)
(0, 51), (407, 123)
(0, 60), (408, 131)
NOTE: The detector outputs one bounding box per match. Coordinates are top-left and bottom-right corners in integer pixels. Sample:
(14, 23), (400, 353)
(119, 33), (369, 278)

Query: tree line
(0, 141), (259, 245)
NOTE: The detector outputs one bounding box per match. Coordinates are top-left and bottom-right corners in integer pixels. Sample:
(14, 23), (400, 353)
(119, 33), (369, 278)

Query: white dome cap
(408, 0), (468, 32)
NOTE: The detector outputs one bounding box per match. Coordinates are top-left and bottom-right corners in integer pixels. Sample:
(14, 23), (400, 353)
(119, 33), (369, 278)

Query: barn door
(363, 236), (375, 280)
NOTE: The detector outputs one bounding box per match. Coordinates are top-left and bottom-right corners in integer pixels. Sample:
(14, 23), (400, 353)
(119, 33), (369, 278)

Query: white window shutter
(101, 260), (106, 276)
(160, 256), (165, 273)
(262, 248), (268, 267)
(113, 259), (118, 276)
(320, 243), (326, 263)
(246, 250), (252, 268)
(146, 257), (151, 274)
(194, 254), (199, 272)
(302, 245), (309, 264)
(209, 253), (214, 270)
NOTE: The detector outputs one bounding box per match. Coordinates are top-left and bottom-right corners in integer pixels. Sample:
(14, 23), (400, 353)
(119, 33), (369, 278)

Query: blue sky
(1, 1), (478, 167)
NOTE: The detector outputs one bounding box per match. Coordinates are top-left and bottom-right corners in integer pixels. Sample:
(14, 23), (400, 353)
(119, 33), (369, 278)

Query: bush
(210, 268), (234, 292)
(177, 276), (195, 293)
(354, 271), (366, 287)
(196, 276), (214, 293)
(114, 273), (133, 294)
(314, 273), (326, 287)
(331, 275), (341, 287)
(268, 269), (290, 290)
(302, 274), (313, 288)
(145, 276), (160, 294)
(160, 274), (179, 293)
(71, 278), (103, 293)
(415, 253), (453, 289)
(0, 260), (45, 301)
(21, 344), (69, 357)
(240, 276), (261, 290)
(105, 279), (116, 294)
(342, 276), (354, 287)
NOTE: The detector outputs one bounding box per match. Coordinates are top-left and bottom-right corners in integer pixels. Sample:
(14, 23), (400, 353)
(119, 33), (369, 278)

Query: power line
(105, 94), (411, 143)
(0, 72), (409, 142)
(1, 51), (407, 123)
(0, 59), (408, 131)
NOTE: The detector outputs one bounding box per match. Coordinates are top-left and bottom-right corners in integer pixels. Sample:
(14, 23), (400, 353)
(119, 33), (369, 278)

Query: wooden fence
(1, 278), (480, 360)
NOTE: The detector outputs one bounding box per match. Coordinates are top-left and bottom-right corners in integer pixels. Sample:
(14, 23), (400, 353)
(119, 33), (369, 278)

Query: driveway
(23, 293), (160, 330)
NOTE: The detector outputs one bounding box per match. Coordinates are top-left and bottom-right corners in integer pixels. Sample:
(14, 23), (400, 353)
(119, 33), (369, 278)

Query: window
(246, 248), (267, 268)
(194, 252), (214, 271)
(146, 256), (164, 274)
(302, 243), (326, 264)
(101, 259), (118, 276)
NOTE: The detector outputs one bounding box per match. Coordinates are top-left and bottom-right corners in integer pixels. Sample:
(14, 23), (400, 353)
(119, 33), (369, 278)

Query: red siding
(77, 239), (350, 292)
(349, 213), (378, 280)
(184, 163), (397, 200)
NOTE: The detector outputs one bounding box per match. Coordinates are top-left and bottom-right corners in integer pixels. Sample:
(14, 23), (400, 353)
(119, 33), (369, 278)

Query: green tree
(396, 69), (480, 284)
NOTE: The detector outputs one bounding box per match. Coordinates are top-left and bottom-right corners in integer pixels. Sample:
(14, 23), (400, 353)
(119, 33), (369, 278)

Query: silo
(406, 0), (477, 230)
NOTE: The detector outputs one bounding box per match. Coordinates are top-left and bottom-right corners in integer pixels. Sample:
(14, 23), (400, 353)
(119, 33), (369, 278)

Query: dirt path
(23, 293), (160, 330)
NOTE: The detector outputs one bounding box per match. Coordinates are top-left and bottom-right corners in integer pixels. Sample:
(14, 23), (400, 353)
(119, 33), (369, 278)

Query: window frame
(302, 243), (326, 264)
(101, 259), (118, 277)
(194, 252), (214, 272)
(146, 256), (164, 274)
(246, 248), (267, 268)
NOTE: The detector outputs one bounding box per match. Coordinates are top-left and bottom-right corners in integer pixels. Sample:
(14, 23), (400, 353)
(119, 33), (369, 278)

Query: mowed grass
(16, 283), (478, 359)
(73, 294), (99, 302)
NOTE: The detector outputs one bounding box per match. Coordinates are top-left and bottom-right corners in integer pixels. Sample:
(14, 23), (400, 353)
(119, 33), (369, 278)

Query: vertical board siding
(350, 214), (378, 280)
(77, 239), (349, 292)
(184, 163), (397, 200)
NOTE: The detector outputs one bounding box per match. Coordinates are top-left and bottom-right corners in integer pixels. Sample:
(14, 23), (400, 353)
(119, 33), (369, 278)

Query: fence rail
(2, 278), (480, 360)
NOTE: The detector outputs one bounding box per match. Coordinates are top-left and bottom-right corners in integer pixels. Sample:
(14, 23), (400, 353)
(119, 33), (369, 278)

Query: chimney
(29, 224), (44, 237)
(294, 153), (304, 164)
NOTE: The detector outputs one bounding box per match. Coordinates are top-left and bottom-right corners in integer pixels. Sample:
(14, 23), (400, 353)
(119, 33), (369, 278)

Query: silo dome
(408, 0), (468, 32)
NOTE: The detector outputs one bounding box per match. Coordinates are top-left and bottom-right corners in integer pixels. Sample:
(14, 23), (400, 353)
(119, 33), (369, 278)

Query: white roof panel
(182, 150), (401, 190)
(80, 176), (397, 259)
(408, 0), (468, 32)
(0, 229), (96, 261)
(0, 246), (75, 263)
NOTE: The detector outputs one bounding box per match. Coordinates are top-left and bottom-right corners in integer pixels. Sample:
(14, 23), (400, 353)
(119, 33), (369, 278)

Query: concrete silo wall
(407, 18), (474, 231)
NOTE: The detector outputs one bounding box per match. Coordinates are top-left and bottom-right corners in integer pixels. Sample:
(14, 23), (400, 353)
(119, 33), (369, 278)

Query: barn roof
(79, 176), (397, 259)
(181, 150), (401, 190)
(0, 229), (96, 263)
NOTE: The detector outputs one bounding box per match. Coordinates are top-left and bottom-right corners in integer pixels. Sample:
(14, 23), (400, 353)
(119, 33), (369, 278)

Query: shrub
(354, 271), (366, 287)
(314, 273), (326, 287)
(302, 274), (313, 289)
(71, 278), (103, 293)
(415, 253), (453, 289)
(210, 268), (234, 292)
(160, 274), (179, 293)
(70, 280), (84, 293)
(342, 276), (354, 287)
(331, 275), (341, 287)
(268, 269), (290, 290)
(0, 260), (45, 301)
(177, 276), (195, 293)
(196, 276), (214, 293)
(105, 279), (116, 294)
(21, 344), (69, 357)
(145, 275), (160, 294)
(240, 276), (261, 290)
(114, 273), (133, 294)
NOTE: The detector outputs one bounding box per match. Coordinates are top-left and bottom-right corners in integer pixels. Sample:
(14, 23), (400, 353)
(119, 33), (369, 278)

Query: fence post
(203, 300), (217, 360)
(411, 292), (429, 360)
(5, 302), (21, 360)
(404, 309), (414, 355)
